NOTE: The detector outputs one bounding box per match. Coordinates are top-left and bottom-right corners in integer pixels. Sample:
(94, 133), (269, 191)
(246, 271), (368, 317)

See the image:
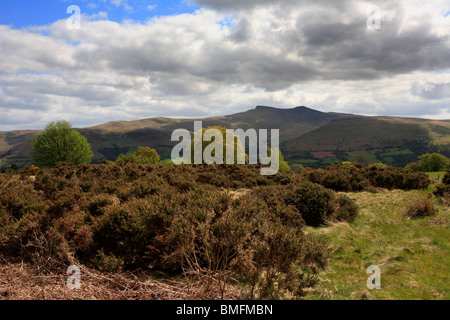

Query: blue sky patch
(0, 0), (200, 28)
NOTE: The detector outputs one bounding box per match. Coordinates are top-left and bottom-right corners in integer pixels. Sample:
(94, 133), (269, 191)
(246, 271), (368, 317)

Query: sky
(1, 0), (450, 130)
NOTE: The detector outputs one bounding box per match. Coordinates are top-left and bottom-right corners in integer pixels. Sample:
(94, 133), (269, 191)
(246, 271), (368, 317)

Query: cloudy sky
(1, 0), (450, 130)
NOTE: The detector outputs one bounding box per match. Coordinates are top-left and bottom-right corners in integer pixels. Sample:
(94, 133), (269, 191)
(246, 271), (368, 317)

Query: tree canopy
(31, 120), (93, 168)
(116, 146), (160, 165)
(189, 126), (248, 164)
(406, 153), (449, 172)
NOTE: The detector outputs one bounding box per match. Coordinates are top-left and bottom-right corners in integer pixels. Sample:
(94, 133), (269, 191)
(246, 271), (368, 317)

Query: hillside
(282, 116), (450, 167)
(0, 106), (449, 169)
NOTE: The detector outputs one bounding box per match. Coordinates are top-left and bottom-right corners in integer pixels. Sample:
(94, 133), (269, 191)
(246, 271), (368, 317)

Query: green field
(426, 172), (447, 180)
(306, 189), (449, 300)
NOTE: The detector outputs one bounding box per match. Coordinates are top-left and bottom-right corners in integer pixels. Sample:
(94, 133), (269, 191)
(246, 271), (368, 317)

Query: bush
(303, 164), (430, 192)
(286, 182), (336, 227)
(433, 172), (450, 204)
(333, 194), (359, 222)
(0, 162), (336, 299)
(404, 196), (435, 219)
(116, 146), (160, 165)
(303, 166), (368, 192)
(443, 172), (450, 185)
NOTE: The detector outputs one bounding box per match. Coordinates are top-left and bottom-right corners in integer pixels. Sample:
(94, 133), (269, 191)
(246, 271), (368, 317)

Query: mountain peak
(255, 105), (275, 110)
(255, 105), (320, 113)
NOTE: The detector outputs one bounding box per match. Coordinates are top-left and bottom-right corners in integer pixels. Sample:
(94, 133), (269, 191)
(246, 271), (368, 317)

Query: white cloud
(0, 0), (450, 130)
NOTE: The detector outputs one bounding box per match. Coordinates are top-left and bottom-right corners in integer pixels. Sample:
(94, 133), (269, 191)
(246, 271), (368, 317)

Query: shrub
(0, 163), (334, 298)
(116, 146), (160, 165)
(286, 182), (336, 227)
(333, 194), (359, 222)
(303, 164), (430, 192)
(443, 172), (450, 185)
(303, 165), (368, 192)
(91, 249), (124, 273)
(404, 196), (435, 219)
(433, 172), (450, 204)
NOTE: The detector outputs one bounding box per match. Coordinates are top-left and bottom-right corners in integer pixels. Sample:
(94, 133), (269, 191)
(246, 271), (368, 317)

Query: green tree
(266, 147), (290, 172)
(368, 162), (387, 169)
(406, 153), (449, 172)
(116, 146), (160, 164)
(352, 154), (372, 167)
(190, 126), (248, 164)
(31, 120), (93, 168)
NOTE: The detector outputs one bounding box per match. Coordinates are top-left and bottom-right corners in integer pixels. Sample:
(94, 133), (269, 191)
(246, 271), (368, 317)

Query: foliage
(290, 163), (304, 174)
(443, 172), (450, 185)
(405, 153), (449, 172)
(433, 171), (450, 203)
(404, 196), (435, 219)
(0, 162), (340, 299)
(31, 120), (93, 168)
(303, 163), (430, 192)
(190, 126), (248, 164)
(368, 162), (387, 169)
(285, 181), (358, 227)
(116, 146), (160, 165)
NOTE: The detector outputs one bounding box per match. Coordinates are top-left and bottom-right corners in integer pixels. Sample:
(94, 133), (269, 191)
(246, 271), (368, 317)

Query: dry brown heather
(0, 163), (441, 300)
(0, 262), (241, 300)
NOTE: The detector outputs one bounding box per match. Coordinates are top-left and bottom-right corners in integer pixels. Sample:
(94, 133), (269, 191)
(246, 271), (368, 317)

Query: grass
(426, 172), (447, 180)
(289, 159), (320, 165)
(379, 148), (414, 157)
(306, 188), (449, 300)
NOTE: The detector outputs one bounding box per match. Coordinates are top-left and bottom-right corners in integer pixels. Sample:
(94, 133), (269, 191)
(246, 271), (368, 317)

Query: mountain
(1, 106), (449, 169)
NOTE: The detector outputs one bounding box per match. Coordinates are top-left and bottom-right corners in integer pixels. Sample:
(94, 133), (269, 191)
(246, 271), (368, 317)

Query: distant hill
(1, 106), (449, 169)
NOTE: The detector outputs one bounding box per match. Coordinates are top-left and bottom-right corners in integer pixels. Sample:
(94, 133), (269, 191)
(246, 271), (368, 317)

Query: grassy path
(306, 189), (449, 300)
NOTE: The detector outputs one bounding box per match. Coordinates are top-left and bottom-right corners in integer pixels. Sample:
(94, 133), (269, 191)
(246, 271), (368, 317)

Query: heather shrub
(303, 166), (368, 192)
(298, 233), (329, 273)
(87, 194), (120, 217)
(433, 172), (450, 204)
(286, 182), (336, 227)
(303, 164), (430, 192)
(0, 163), (334, 298)
(365, 167), (430, 190)
(93, 198), (167, 268)
(333, 194), (359, 223)
(442, 172), (450, 185)
(92, 249), (125, 273)
(0, 178), (48, 220)
(252, 185), (304, 228)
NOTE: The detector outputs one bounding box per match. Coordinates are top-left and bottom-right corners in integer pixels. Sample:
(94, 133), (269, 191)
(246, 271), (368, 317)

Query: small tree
(189, 126), (248, 164)
(116, 146), (160, 164)
(352, 154), (371, 167)
(406, 153), (449, 172)
(31, 120), (93, 168)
